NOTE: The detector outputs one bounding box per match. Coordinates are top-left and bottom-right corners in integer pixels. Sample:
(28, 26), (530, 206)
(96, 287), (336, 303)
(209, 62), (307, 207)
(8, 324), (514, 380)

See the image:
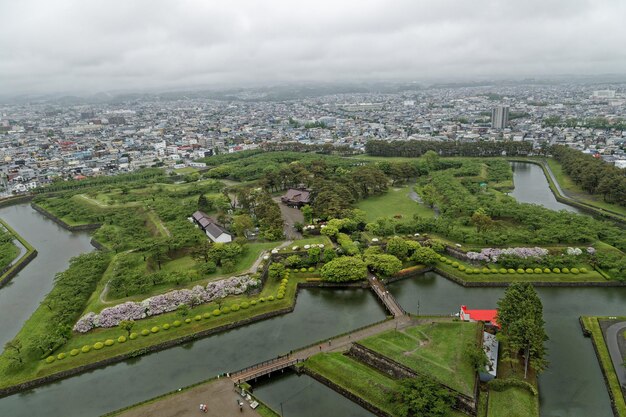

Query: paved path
(272, 197), (303, 240)
(368, 273), (406, 318)
(116, 378), (262, 417)
(231, 315), (413, 383)
(605, 321), (626, 387)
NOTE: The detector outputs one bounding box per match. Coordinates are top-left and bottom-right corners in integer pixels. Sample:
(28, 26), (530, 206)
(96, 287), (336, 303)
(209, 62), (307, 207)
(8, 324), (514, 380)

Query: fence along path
(367, 273), (406, 317)
(230, 315), (412, 383)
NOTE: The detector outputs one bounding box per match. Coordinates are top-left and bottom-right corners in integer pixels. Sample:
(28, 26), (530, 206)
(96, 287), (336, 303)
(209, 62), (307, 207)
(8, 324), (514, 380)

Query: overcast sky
(2, 0), (626, 95)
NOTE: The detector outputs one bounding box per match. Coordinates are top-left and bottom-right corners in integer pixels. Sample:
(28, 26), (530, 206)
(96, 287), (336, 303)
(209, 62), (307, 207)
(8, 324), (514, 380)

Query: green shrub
(473, 268), (480, 274)
(543, 268), (551, 273)
(459, 265), (466, 271)
(212, 309), (221, 316)
(281, 278), (288, 284)
(259, 297), (266, 302)
(517, 268), (525, 274)
(81, 345), (91, 353)
(465, 269), (473, 275)
(499, 268), (507, 274)
(300, 267), (307, 272)
(151, 326), (160, 333)
(202, 313), (211, 319)
(452, 262), (459, 267)
(94, 342), (104, 350)
(141, 329), (150, 336)
(277, 293), (284, 299)
(104, 339), (115, 346)
(482, 267), (490, 274)
(194, 315), (202, 321)
(279, 284), (286, 291)
(221, 307), (231, 314)
(534, 268), (542, 274)
(250, 300), (257, 306)
(446, 259), (453, 264)
(268, 295), (275, 301)
(526, 268), (534, 274)
(231, 304), (240, 311)
(508, 269), (516, 274)
(553, 268), (561, 273)
(562, 268), (570, 274)
(45, 356), (55, 363)
(571, 268), (580, 274)
(185, 318), (192, 323)
(129, 333), (138, 340)
(70, 349), (80, 356)
(580, 267), (588, 273)
(173, 321), (182, 327)
(308, 267), (315, 272)
(241, 302), (249, 309)
(488, 378), (538, 396)
(162, 323), (171, 329)
(118, 336), (127, 343)
(57, 352), (66, 360)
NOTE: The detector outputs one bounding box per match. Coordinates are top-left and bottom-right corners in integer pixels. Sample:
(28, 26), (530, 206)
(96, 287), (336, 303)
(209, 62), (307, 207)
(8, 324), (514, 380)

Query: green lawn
(359, 321), (479, 396)
(580, 316), (626, 417)
(546, 159), (626, 218)
(487, 387), (538, 417)
(304, 352), (399, 415)
(356, 185), (435, 222)
(0, 218), (37, 283)
(91, 241), (278, 309)
(304, 352), (467, 417)
(0, 237), (19, 272)
(174, 167), (199, 175)
(0, 273), (302, 391)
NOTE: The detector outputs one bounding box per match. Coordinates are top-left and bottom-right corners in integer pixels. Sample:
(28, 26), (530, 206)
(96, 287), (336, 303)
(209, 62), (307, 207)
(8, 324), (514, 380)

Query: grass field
(0, 273), (302, 390)
(546, 159), (626, 218)
(487, 387), (538, 417)
(0, 236), (19, 272)
(304, 352), (467, 417)
(580, 316), (626, 417)
(304, 352), (399, 415)
(359, 321), (479, 396)
(356, 185), (435, 222)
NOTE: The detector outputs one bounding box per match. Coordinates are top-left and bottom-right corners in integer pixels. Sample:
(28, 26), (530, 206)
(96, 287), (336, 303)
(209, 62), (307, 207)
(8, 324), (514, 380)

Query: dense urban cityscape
(2, 83), (625, 196)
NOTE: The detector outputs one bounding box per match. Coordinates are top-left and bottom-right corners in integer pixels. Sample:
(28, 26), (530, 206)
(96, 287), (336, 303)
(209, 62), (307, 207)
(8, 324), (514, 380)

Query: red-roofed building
(460, 305), (500, 329)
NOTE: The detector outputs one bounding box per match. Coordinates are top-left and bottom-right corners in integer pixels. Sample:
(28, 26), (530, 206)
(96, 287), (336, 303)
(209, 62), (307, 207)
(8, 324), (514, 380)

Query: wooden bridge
(367, 273), (407, 318)
(230, 316), (412, 385)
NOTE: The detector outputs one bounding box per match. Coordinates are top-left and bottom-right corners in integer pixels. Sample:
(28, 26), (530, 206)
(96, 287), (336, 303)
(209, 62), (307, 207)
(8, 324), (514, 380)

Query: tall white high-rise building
(491, 106), (509, 129)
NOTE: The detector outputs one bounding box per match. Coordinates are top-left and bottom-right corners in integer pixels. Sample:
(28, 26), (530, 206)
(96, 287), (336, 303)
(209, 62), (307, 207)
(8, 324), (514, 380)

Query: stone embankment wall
(348, 344), (477, 416)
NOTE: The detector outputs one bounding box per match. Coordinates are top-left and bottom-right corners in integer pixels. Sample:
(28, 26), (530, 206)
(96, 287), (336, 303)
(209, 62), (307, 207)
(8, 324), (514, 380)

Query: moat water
(0, 162), (622, 417)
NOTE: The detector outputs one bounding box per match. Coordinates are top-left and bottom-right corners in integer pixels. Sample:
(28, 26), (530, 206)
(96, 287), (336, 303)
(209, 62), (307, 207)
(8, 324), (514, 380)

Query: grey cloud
(1, 0), (626, 95)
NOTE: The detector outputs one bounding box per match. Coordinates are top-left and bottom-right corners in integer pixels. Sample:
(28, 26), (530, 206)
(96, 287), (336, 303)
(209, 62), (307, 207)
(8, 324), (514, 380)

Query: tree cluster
(365, 140), (533, 158)
(497, 283), (548, 378)
(551, 145), (626, 207)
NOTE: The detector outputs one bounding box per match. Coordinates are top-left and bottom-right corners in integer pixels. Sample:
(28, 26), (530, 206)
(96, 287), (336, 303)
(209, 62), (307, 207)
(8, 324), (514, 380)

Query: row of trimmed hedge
(439, 256), (588, 275)
(286, 267), (316, 273)
(44, 297), (284, 364)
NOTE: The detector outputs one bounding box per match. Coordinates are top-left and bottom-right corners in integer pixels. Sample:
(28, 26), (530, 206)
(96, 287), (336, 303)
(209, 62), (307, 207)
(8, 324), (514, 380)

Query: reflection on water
(509, 162), (580, 213)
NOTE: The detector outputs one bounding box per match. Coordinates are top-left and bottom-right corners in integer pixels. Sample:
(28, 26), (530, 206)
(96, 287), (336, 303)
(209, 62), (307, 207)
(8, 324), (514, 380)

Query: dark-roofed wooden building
(280, 188), (311, 208)
(191, 211), (233, 243)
